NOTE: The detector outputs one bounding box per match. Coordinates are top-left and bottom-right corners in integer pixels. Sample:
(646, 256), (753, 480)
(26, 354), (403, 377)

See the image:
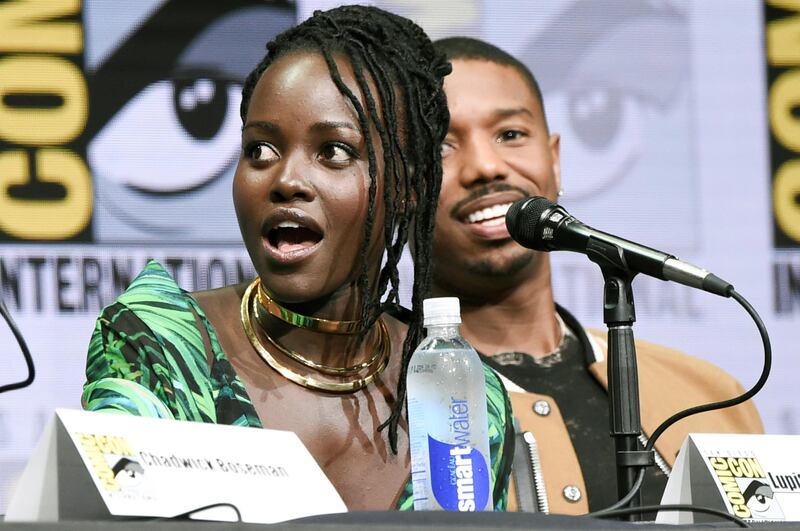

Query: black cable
(151, 502), (243, 522)
(0, 295), (35, 394)
(591, 288), (771, 519)
(644, 290), (770, 449)
(591, 469), (646, 514)
(594, 504), (750, 528)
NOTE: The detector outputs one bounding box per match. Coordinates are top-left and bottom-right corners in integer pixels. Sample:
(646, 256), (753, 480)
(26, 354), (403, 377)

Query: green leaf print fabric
(82, 261), (511, 510)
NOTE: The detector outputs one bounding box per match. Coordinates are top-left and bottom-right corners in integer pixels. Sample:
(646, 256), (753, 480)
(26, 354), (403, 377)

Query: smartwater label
(427, 436), (490, 511)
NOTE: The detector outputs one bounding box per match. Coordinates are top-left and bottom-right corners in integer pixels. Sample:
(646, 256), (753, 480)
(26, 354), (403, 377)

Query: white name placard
(5, 408), (346, 523)
(658, 433), (800, 524)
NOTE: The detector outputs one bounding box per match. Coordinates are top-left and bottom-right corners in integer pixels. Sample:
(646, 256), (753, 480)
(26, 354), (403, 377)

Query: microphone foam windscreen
(505, 196), (554, 249)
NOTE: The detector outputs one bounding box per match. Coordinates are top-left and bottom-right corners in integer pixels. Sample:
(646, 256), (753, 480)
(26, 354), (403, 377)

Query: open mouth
(267, 221), (323, 254)
(464, 202), (513, 226)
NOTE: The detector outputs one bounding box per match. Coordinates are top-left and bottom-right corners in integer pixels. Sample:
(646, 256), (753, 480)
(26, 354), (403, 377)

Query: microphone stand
(586, 239), (655, 521)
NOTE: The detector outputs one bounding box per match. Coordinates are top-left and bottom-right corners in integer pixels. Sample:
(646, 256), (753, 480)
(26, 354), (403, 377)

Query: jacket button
(532, 400), (551, 416)
(562, 485), (582, 503)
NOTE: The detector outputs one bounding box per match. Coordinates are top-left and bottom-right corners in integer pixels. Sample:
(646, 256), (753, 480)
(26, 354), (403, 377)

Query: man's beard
(463, 248), (534, 278)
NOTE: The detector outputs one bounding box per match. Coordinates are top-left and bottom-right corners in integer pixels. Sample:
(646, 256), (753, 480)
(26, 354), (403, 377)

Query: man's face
(433, 59), (561, 289)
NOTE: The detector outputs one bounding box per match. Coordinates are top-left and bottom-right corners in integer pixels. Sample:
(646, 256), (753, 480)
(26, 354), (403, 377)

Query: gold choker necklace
(257, 280), (363, 334)
(253, 298), (387, 375)
(241, 280), (389, 393)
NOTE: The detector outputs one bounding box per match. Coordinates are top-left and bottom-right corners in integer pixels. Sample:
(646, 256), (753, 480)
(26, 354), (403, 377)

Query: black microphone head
(505, 196), (555, 250)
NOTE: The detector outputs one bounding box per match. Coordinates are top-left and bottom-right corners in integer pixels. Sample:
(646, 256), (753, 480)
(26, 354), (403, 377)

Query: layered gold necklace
(241, 279), (389, 393)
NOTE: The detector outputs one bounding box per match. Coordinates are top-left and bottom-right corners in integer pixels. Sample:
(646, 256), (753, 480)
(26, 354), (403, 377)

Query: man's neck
(433, 259), (561, 360)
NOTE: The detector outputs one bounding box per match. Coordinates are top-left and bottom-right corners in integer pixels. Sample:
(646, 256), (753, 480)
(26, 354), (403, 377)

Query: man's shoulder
(586, 327), (734, 379)
(584, 327), (764, 461)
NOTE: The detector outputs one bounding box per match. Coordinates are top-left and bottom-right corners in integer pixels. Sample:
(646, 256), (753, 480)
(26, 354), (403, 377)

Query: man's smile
(452, 189), (528, 241)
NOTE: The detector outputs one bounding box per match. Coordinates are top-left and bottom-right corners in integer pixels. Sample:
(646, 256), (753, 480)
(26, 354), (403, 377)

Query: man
(431, 37), (763, 515)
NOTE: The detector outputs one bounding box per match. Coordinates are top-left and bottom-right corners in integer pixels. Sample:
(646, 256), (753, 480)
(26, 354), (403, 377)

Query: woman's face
(234, 50), (385, 304)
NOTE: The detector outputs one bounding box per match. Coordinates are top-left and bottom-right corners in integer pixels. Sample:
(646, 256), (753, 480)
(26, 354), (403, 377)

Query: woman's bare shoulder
(191, 283), (248, 322)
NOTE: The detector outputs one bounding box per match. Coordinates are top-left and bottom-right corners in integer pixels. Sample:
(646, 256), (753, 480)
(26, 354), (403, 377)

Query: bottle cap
(423, 297), (461, 327)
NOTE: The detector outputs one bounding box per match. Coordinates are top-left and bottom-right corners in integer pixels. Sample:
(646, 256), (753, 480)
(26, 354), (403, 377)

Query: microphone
(505, 196), (733, 297)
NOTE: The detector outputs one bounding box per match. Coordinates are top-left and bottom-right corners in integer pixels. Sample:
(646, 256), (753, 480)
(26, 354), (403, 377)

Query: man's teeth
(466, 203), (512, 224)
(276, 221), (301, 229)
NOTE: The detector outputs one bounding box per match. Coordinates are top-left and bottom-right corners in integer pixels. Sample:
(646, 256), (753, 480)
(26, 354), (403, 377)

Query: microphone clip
(588, 239), (639, 326)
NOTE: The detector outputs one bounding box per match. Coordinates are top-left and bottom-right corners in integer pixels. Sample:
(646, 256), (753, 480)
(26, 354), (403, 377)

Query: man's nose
(458, 135), (510, 187)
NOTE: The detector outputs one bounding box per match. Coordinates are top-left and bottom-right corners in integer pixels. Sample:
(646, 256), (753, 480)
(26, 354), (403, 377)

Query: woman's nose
(269, 157), (315, 203)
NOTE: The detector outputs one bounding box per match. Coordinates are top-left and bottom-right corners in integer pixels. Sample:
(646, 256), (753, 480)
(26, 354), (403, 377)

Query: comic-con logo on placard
(77, 432), (147, 494)
(0, 1), (295, 244)
(708, 456), (785, 521)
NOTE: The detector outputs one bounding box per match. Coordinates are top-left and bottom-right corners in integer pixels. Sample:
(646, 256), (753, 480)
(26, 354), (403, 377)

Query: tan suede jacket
(506, 329), (764, 515)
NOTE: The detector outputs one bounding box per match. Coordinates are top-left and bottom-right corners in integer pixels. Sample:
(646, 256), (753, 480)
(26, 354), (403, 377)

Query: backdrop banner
(0, 0), (795, 514)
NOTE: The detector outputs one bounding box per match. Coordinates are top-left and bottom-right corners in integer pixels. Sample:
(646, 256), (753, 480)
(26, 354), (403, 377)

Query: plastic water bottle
(407, 297), (492, 511)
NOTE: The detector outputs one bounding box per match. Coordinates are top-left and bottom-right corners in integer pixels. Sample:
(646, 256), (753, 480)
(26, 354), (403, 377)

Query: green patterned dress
(82, 261), (513, 510)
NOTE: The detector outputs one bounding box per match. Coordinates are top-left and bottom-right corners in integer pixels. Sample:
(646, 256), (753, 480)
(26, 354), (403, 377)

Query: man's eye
(319, 143), (355, 164)
(441, 141), (455, 157)
(498, 130), (525, 142)
(246, 142), (279, 162)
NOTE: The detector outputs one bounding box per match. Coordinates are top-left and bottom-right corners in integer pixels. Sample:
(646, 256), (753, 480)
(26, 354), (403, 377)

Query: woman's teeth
(276, 221), (301, 229)
(268, 221), (322, 253)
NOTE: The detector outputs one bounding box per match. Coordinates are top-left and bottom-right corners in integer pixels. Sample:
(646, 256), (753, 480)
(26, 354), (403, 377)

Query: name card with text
(5, 409), (347, 523)
(658, 433), (800, 524)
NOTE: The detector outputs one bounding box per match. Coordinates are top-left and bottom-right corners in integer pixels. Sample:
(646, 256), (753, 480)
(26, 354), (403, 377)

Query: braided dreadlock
(240, 5), (451, 453)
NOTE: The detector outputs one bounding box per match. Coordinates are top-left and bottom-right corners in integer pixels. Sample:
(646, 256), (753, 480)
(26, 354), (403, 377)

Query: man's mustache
(449, 184), (530, 219)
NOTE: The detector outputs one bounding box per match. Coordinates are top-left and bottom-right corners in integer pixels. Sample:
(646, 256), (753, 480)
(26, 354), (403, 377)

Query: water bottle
(407, 297), (492, 511)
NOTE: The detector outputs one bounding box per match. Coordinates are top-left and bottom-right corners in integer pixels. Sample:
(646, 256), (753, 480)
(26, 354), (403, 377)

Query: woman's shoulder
(115, 260), (190, 309)
(113, 261), (245, 319)
(97, 260), (209, 349)
(192, 282), (247, 310)
(191, 282), (248, 336)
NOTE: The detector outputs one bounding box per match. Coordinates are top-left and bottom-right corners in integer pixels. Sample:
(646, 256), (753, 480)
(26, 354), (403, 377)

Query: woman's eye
(498, 130), (526, 143)
(247, 142), (279, 163)
(319, 143), (355, 164)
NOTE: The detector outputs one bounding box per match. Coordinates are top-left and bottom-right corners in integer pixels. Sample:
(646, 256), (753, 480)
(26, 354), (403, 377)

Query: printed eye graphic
(112, 458), (145, 487)
(569, 90), (624, 149)
(750, 494), (770, 510)
(174, 77), (231, 141)
(89, 74), (242, 194)
(523, 1), (690, 201)
(743, 480), (783, 518)
(546, 87), (644, 199)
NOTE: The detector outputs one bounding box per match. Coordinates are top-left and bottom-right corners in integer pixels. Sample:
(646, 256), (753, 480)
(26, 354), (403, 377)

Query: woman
(82, 6), (512, 511)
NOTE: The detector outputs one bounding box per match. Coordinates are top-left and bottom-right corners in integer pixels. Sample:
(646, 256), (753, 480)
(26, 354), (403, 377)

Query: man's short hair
(434, 36), (545, 116)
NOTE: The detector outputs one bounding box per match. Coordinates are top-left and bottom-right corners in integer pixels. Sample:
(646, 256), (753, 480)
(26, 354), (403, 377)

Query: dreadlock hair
(240, 5), (451, 453)
(434, 36), (548, 128)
